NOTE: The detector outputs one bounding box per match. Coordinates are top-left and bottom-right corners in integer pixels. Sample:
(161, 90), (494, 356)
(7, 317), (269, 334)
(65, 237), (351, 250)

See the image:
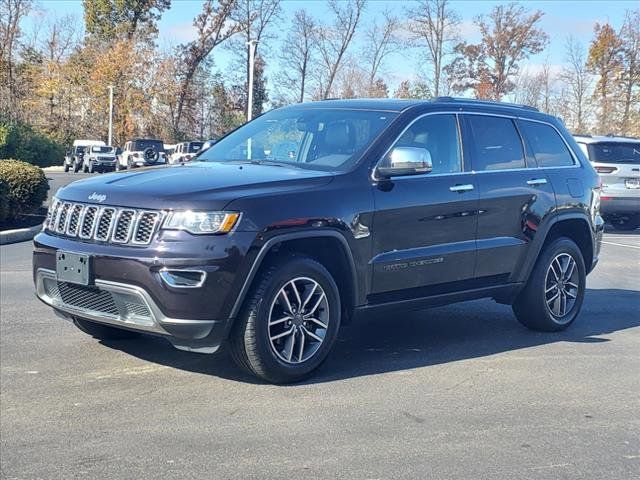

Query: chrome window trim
(372, 110), (581, 182)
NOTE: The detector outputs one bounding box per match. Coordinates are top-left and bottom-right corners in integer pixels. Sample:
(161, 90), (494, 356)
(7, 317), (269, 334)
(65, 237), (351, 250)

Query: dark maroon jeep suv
(33, 98), (604, 383)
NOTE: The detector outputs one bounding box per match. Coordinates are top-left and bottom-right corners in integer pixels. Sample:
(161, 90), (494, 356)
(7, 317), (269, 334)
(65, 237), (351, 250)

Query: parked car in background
(169, 141), (204, 164)
(82, 145), (117, 173)
(35, 98), (603, 383)
(199, 138), (218, 154)
(574, 134), (640, 230)
(64, 140), (106, 173)
(164, 144), (177, 158)
(116, 138), (167, 170)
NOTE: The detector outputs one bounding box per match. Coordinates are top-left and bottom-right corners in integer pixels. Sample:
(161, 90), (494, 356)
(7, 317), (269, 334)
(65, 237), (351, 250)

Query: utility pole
(107, 85), (114, 146)
(246, 40), (258, 121)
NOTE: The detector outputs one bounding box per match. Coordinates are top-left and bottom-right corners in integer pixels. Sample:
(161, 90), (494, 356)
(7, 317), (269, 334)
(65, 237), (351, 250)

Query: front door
(371, 113), (478, 296)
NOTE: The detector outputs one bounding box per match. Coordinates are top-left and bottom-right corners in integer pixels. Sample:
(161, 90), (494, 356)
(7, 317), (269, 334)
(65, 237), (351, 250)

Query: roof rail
(434, 96), (539, 112)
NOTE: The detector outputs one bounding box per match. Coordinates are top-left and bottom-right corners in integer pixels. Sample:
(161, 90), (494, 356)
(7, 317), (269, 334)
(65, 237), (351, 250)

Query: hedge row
(0, 121), (64, 168)
(0, 159), (50, 225)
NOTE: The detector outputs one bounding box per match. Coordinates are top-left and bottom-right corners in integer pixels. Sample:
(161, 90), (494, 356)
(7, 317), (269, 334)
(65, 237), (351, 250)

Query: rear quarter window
(519, 121), (575, 167)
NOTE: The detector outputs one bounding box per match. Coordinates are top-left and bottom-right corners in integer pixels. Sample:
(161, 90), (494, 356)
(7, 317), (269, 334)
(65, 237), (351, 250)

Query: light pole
(246, 40), (258, 122)
(107, 85), (114, 146)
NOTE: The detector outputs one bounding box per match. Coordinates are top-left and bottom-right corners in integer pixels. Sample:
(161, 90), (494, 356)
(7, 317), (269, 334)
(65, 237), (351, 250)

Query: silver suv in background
(82, 145), (117, 173)
(574, 135), (640, 230)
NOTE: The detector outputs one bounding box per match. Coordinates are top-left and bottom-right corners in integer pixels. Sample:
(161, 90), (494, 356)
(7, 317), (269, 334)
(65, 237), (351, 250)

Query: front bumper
(33, 230), (257, 352)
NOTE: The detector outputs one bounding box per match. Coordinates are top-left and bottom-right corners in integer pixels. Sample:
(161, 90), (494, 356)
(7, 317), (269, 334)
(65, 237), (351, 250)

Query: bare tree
(316, 0), (366, 99)
(227, 0), (281, 118)
(362, 10), (400, 96)
(0, 0), (33, 119)
(446, 3), (548, 100)
(406, 0), (459, 98)
(618, 9), (639, 135)
(277, 9), (316, 103)
(560, 37), (592, 133)
(172, 0), (242, 137)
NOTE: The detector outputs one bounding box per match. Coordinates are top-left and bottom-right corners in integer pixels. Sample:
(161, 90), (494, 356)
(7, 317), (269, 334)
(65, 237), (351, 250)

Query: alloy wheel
(268, 277), (329, 364)
(544, 253), (580, 320)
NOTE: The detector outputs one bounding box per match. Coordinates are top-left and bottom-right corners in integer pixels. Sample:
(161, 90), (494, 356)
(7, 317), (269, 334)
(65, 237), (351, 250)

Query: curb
(0, 224), (42, 245)
(42, 166), (65, 172)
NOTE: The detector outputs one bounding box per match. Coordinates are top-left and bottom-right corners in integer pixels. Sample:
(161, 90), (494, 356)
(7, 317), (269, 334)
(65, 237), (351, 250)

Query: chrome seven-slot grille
(45, 199), (162, 245)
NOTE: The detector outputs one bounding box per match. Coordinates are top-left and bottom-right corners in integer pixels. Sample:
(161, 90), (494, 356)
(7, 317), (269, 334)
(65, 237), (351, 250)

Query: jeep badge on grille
(88, 192), (107, 203)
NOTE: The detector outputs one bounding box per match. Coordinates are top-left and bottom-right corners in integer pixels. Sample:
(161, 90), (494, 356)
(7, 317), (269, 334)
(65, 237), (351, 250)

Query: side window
(388, 114), (462, 174)
(466, 115), (525, 171)
(519, 121), (575, 167)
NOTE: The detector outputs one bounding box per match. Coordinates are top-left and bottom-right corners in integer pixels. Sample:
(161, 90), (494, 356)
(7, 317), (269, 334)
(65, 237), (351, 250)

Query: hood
(56, 162), (334, 210)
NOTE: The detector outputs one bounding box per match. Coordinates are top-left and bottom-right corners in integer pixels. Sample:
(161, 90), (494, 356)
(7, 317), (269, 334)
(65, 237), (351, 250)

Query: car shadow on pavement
(99, 287), (640, 385)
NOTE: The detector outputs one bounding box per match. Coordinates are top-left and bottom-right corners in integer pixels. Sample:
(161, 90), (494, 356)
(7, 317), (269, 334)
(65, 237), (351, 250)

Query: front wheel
(513, 237), (586, 332)
(73, 318), (140, 340)
(229, 256), (341, 383)
(64, 163), (70, 173)
(73, 161), (80, 173)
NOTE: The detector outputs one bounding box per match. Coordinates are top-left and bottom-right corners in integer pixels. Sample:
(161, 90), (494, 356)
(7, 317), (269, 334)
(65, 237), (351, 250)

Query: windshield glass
(91, 146), (113, 153)
(588, 142), (640, 164)
(198, 108), (398, 171)
(132, 140), (164, 151)
(188, 142), (203, 153)
(75, 146), (86, 154)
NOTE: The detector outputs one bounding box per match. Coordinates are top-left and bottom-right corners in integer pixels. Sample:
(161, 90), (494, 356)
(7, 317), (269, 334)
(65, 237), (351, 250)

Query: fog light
(159, 269), (206, 288)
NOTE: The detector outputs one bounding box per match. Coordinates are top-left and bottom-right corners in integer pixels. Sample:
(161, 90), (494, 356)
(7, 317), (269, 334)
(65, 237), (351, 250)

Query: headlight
(162, 211), (240, 234)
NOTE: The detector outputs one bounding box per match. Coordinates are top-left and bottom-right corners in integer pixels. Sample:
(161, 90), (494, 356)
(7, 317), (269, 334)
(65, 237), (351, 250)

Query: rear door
(371, 113), (479, 295)
(463, 114), (556, 281)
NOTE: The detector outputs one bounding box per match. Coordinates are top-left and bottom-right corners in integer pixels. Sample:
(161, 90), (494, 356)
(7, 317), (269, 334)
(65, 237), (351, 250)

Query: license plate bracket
(56, 251), (92, 285)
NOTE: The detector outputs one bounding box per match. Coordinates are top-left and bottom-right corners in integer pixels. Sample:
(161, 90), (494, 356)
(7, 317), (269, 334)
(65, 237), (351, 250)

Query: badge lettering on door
(383, 257), (444, 271)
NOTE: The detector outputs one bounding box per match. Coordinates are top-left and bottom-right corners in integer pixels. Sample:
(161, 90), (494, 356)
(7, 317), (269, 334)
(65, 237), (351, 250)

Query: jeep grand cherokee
(33, 98), (604, 383)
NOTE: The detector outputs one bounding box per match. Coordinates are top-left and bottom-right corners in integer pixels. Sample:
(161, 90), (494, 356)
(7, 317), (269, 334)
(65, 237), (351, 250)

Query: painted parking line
(601, 241), (640, 250)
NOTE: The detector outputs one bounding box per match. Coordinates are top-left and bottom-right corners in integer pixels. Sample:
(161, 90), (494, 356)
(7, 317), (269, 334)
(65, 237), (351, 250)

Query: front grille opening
(46, 202), (161, 246)
(58, 282), (119, 316)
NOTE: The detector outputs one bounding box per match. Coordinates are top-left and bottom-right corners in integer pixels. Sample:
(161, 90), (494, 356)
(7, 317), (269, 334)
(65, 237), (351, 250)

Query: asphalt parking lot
(1, 172), (639, 479)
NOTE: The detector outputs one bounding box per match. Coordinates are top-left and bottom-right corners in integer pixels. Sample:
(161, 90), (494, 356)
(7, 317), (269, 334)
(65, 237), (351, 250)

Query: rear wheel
(73, 318), (140, 340)
(73, 160), (80, 173)
(513, 237), (586, 332)
(610, 214), (639, 231)
(229, 256), (341, 383)
(64, 163), (70, 173)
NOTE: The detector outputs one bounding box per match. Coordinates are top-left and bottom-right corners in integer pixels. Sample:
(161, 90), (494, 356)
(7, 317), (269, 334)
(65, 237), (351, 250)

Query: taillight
(595, 166), (617, 174)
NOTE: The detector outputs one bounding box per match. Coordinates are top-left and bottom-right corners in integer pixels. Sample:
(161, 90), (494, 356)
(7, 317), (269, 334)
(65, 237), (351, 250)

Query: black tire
(73, 161), (80, 173)
(513, 237), (586, 332)
(229, 256), (341, 383)
(64, 163), (70, 173)
(73, 318), (140, 340)
(610, 215), (639, 231)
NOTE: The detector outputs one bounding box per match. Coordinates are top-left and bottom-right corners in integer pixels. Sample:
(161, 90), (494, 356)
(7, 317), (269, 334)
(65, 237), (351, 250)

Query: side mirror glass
(377, 147), (433, 178)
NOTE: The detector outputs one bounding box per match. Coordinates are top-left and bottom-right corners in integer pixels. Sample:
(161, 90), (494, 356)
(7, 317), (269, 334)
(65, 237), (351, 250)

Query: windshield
(75, 146), (86, 154)
(588, 142), (640, 164)
(132, 140), (164, 151)
(198, 108), (398, 171)
(188, 142), (203, 153)
(91, 146), (113, 153)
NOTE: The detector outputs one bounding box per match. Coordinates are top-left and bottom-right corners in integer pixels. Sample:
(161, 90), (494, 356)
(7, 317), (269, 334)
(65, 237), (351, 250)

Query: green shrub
(0, 159), (50, 225)
(0, 120), (65, 168)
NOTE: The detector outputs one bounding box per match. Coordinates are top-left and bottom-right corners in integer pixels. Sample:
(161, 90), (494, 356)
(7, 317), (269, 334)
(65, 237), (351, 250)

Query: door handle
(526, 178), (548, 186)
(449, 184), (474, 192)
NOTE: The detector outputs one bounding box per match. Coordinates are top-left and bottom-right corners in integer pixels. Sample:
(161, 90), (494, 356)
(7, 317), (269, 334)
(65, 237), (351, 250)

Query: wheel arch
(514, 212), (596, 284)
(229, 230), (359, 324)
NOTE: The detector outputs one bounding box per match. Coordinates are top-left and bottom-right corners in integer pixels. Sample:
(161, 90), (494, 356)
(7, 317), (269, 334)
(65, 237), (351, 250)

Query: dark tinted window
(188, 142), (203, 153)
(467, 115), (525, 171)
(132, 139), (164, 151)
(587, 142), (640, 165)
(389, 114), (462, 174)
(519, 121), (574, 167)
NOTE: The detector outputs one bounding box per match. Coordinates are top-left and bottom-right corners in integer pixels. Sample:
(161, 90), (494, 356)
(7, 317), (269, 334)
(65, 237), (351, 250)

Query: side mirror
(377, 147), (433, 178)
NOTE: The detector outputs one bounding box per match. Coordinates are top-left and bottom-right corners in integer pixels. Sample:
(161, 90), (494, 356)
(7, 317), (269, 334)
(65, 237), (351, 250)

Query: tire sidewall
(251, 258), (341, 381)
